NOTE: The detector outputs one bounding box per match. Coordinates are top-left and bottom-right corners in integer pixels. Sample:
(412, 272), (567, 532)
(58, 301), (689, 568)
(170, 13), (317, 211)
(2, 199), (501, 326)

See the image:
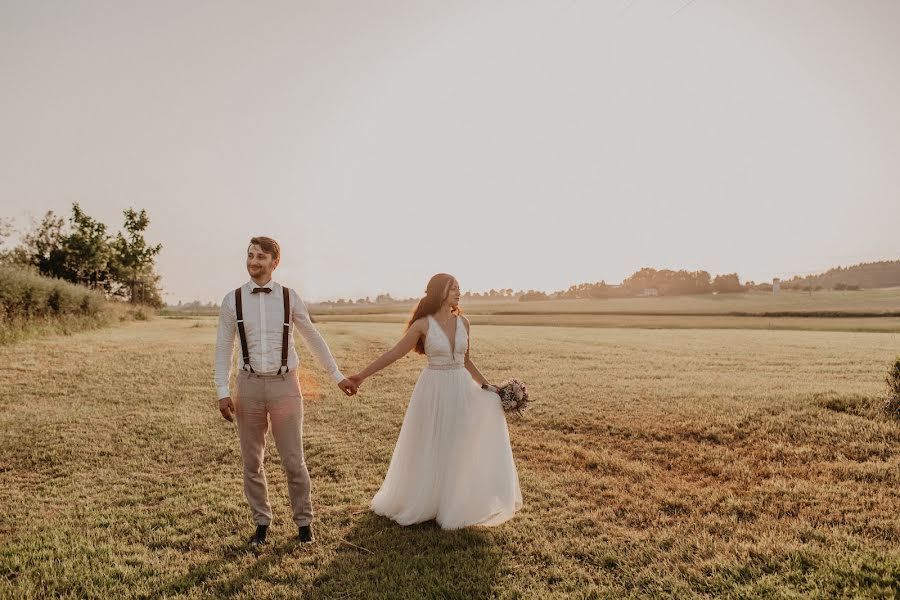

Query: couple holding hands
(215, 237), (521, 547)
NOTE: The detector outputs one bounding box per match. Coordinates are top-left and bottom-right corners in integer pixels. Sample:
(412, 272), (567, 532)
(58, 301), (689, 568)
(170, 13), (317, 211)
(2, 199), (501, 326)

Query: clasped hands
(338, 373), (365, 397)
(337, 378), (358, 397)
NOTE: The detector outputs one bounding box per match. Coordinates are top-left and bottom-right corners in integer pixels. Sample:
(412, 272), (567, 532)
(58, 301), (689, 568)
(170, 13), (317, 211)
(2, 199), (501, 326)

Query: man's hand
(338, 379), (358, 397)
(219, 397), (235, 422)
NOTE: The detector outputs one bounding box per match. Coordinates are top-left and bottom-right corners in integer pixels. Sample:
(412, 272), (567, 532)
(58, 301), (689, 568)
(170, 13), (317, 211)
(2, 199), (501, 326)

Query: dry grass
(0, 265), (152, 345)
(310, 288), (900, 317)
(311, 288), (900, 334)
(1, 318), (898, 598)
(314, 312), (900, 334)
(0, 301), (151, 346)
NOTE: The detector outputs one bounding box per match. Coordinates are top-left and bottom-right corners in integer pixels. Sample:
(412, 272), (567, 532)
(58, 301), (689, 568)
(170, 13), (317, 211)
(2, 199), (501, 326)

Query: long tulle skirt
(371, 368), (522, 529)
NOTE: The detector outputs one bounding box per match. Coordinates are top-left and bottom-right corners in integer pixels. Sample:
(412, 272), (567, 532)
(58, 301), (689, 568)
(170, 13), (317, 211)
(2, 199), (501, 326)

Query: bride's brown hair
(407, 273), (463, 355)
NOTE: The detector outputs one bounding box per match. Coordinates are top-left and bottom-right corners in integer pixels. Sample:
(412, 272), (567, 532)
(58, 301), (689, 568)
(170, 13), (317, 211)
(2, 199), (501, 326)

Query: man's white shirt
(214, 280), (345, 399)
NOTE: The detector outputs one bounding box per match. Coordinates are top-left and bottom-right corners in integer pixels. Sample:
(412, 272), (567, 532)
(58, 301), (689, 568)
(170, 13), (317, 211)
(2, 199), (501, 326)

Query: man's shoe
(249, 524), (268, 547)
(298, 524), (314, 543)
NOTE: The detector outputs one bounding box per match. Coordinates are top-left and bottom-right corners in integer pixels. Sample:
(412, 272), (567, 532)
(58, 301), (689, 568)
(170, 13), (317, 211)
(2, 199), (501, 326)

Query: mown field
(1, 316), (898, 599)
(306, 289), (900, 333)
(307, 288), (900, 316)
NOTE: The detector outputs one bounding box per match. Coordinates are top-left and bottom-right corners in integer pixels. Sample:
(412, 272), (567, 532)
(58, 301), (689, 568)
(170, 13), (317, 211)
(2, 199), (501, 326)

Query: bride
(348, 273), (522, 529)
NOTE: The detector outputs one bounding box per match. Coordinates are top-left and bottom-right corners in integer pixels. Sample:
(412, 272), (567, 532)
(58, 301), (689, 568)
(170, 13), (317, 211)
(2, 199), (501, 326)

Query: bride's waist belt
(426, 363), (465, 371)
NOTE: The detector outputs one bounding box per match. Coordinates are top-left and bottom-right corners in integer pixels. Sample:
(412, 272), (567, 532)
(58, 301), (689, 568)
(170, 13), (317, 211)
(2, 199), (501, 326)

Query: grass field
(312, 313), (900, 334)
(307, 289), (900, 334)
(1, 316), (898, 598)
(308, 289), (900, 316)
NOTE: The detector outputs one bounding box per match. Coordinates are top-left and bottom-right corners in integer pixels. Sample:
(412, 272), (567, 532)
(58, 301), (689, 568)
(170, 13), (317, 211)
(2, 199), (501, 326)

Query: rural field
(1, 312), (899, 598)
(306, 289), (900, 334)
(310, 288), (900, 317)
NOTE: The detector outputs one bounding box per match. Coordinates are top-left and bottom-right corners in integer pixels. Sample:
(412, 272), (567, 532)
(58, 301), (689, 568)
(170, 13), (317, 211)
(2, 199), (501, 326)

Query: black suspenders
(234, 286), (292, 374)
(279, 287), (290, 374)
(235, 287), (253, 373)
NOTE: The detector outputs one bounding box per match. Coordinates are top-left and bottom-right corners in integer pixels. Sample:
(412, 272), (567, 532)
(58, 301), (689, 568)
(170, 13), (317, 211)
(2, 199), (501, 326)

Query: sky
(2, 0), (899, 303)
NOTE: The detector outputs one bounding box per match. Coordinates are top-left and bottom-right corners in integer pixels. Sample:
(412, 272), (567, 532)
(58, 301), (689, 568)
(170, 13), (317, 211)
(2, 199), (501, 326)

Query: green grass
(1, 318), (898, 598)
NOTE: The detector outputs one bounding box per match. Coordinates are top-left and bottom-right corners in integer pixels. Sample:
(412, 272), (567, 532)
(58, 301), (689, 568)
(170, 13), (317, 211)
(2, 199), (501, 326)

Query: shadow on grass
(308, 512), (503, 600)
(140, 512), (502, 599)
(140, 539), (298, 600)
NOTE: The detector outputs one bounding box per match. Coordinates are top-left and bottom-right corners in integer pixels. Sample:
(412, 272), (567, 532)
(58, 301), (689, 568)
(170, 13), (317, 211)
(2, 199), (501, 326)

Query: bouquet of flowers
(487, 379), (529, 415)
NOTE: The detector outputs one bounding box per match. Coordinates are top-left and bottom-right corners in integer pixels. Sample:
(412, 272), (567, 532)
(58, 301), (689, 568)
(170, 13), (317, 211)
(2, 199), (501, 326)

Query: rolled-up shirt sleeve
(214, 292), (237, 399)
(291, 289), (345, 383)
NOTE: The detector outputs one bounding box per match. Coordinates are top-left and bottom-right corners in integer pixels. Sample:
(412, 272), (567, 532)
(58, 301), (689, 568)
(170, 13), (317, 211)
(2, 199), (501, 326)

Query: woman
(349, 273), (522, 529)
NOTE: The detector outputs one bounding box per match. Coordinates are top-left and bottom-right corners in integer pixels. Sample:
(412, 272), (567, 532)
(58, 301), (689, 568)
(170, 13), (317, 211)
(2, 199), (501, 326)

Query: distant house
(641, 288), (659, 297)
(772, 278), (781, 294)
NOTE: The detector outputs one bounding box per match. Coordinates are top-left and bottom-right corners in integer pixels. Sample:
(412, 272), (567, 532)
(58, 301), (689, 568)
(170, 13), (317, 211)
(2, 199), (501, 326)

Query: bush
(0, 265), (101, 320)
(885, 356), (900, 419)
(0, 265), (144, 344)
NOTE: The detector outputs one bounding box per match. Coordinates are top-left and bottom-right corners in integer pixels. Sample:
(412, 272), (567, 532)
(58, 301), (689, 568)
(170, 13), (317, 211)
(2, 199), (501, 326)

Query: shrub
(0, 265), (145, 344)
(885, 356), (900, 419)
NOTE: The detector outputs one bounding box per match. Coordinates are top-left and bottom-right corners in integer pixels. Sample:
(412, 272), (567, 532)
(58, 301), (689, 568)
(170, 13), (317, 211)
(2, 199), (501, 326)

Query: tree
(8, 204), (165, 304)
(62, 203), (112, 289)
(0, 217), (15, 263)
(0, 217), (12, 247)
(109, 208), (163, 304)
(623, 268), (712, 296)
(519, 290), (548, 302)
(712, 273), (744, 294)
(12, 211), (69, 276)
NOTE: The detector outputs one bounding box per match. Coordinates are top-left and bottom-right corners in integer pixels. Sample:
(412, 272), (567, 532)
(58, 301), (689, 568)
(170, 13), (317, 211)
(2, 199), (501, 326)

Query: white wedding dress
(371, 315), (522, 529)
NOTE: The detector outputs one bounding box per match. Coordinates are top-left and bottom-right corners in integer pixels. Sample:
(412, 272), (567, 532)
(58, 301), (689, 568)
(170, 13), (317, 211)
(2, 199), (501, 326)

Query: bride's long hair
(407, 273), (463, 355)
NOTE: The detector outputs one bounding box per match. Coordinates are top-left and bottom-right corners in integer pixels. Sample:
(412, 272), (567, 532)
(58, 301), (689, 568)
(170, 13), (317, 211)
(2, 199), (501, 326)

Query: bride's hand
(348, 374), (365, 388)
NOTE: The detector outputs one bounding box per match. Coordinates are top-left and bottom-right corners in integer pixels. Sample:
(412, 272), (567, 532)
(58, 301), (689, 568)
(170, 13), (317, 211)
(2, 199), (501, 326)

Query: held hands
(338, 378), (359, 397)
(348, 374), (365, 392)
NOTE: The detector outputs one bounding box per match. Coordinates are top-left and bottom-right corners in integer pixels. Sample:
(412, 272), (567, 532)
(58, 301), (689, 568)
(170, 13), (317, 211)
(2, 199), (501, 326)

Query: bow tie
(251, 287), (272, 294)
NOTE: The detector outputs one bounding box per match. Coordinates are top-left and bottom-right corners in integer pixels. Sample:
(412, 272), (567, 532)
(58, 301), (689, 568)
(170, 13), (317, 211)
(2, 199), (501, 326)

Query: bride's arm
(461, 317), (492, 388)
(350, 318), (428, 384)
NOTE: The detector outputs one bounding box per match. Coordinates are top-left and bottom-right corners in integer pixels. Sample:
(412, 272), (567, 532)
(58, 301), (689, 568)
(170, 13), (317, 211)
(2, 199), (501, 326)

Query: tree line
(0, 204), (164, 307)
(310, 261), (899, 306)
(778, 261), (900, 291)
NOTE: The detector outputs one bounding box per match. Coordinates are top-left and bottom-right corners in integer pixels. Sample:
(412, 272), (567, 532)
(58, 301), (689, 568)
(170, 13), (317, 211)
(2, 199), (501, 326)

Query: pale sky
(2, 1), (899, 303)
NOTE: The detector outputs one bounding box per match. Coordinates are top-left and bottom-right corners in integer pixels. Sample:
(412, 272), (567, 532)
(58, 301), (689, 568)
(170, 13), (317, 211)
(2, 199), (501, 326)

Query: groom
(214, 236), (357, 546)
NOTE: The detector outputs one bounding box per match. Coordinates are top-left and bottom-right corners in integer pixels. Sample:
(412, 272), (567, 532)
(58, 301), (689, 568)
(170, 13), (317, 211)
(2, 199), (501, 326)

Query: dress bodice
(424, 315), (467, 369)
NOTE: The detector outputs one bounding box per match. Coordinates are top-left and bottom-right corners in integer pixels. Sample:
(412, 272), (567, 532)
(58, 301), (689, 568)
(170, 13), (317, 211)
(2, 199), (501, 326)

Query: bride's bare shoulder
(410, 316), (430, 332)
(460, 315), (471, 332)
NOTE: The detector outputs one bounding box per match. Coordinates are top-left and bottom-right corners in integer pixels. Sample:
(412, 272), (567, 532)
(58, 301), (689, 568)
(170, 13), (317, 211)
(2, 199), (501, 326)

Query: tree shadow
(308, 512), (503, 600)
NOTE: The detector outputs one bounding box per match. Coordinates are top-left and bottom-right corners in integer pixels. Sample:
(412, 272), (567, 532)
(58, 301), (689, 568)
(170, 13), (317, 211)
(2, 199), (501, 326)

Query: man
(215, 236), (357, 547)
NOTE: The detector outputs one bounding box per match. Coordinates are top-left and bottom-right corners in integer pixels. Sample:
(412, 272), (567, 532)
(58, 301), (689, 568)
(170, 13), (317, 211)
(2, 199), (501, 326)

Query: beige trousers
(234, 370), (313, 527)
